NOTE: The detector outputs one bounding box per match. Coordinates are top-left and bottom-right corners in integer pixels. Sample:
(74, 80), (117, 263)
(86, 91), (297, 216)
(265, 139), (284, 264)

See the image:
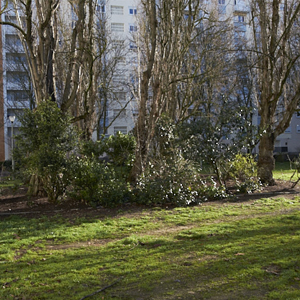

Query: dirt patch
(0, 179), (299, 219)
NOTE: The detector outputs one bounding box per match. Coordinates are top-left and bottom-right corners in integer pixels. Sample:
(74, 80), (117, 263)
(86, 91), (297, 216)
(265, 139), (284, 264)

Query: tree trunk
(27, 174), (46, 197)
(257, 133), (276, 185)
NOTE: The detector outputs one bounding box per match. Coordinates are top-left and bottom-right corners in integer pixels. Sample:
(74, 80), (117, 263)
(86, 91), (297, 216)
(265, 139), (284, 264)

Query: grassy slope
(1, 195), (300, 299)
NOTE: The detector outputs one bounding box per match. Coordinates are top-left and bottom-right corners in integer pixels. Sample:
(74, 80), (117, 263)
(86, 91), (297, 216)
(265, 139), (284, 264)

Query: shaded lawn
(1, 196), (300, 299)
(274, 161), (297, 181)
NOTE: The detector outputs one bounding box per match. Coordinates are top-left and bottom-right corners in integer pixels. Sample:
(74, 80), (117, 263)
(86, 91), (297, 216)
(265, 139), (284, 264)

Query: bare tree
(1, 0), (132, 140)
(0, 0), (107, 139)
(249, 0), (300, 184)
(130, 0), (235, 180)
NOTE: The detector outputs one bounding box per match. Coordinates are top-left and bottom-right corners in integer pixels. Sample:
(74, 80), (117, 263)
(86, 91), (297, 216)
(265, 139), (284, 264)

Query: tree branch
(79, 278), (123, 300)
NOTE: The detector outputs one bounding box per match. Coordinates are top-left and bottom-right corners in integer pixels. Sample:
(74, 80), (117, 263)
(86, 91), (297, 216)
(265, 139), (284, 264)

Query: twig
(291, 177), (300, 188)
(79, 277), (123, 300)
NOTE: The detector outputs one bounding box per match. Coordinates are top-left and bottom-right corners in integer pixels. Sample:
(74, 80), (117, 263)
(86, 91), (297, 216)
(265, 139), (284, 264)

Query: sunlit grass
(1, 196), (300, 299)
(273, 161), (297, 181)
(0, 178), (22, 189)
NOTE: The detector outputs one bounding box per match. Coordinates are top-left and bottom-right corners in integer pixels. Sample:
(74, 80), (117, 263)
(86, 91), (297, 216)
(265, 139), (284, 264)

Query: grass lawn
(274, 161), (297, 181)
(1, 194), (300, 299)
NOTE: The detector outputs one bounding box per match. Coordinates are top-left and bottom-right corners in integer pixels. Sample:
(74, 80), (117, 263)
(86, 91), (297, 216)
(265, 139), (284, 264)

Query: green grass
(1, 196), (300, 299)
(273, 161), (297, 181)
(0, 178), (21, 189)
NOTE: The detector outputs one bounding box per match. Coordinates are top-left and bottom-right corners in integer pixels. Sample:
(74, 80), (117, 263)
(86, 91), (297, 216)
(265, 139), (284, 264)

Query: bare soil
(0, 179), (299, 219)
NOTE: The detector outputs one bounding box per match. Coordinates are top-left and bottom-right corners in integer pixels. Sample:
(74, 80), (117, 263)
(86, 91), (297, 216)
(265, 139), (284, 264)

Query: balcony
(234, 4), (249, 13)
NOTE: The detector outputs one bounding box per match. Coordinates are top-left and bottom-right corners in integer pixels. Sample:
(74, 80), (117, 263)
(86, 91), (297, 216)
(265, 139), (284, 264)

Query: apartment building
(1, 0), (31, 161)
(101, 0), (138, 137)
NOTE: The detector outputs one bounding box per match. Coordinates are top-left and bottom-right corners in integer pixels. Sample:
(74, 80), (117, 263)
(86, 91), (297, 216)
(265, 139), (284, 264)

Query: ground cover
(273, 161), (296, 181)
(1, 178), (300, 299)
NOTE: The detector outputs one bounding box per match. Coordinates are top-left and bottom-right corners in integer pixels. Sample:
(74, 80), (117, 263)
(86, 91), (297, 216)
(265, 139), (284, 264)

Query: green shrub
(79, 139), (106, 158)
(69, 156), (131, 207)
(79, 133), (135, 181)
(14, 100), (78, 202)
(104, 132), (136, 167)
(134, 116), (229, 207)
(226, 153), (256, 180)
(135, 154), (201, 206)
(177, 105), (257, 187)
(226, 153), (261, 193)
(196, 177), (228, 201)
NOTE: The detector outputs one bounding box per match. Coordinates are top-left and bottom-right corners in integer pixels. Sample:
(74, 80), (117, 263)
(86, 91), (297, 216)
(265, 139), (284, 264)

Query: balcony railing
(234, 4), (249, 13)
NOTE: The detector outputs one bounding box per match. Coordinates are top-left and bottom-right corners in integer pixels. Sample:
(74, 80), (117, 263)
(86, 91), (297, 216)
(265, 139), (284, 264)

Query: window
(113, 109), (126, 118)
(129, 24), (137, 32)
(7, 72), (28, 85)
(218, 0), (225, 4)
(129, 42), (137, 49)
(96, 0), (105, 12)
(129, 7), (137, 15)
(112, 40), (125, 48)
(114, 92), (126, 101)
(111, 5), (123, 15)
(118, 57), (126, 66)
(111, 23), (124, 32)
(96, 4), (105, 12)
(112, 75), (123, 83)
(238, 15), (245, 22)
(5, 15), (17, 24)
(6, 35), (22, 50)
(296, 111), (300, 118)
(6, 54), (27, 68)
(285, 126), (292, 133)
(7, 90), (28, 102)
(114, 126), (127, 135)
(297, 125), (300, 133)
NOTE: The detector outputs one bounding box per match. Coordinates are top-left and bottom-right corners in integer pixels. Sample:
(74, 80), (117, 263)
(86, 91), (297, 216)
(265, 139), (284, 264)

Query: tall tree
(130, 0), (234, 180)
(0, 0), (108, 138)
(249, 0), (300, 184)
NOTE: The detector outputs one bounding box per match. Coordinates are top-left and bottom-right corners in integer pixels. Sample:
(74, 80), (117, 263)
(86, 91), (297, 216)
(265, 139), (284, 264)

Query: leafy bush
(196, 177), (228, 201)
(79, 139), (106, 159)
(135, 153), (201, 206)
(134, 115), (232, 206)
(69, 156), (131, 207)
(14, 100), (78, 202)
(104, 132), (136, 167)
(79, 133), (135, 180)
(226, 153), (261, 193)
(177, 102), (257, 187)
(226, 153), (256, 180)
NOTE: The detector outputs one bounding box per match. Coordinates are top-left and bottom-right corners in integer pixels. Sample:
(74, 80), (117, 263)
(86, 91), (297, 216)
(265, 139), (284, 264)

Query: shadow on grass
(1, 211), (300, 300)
